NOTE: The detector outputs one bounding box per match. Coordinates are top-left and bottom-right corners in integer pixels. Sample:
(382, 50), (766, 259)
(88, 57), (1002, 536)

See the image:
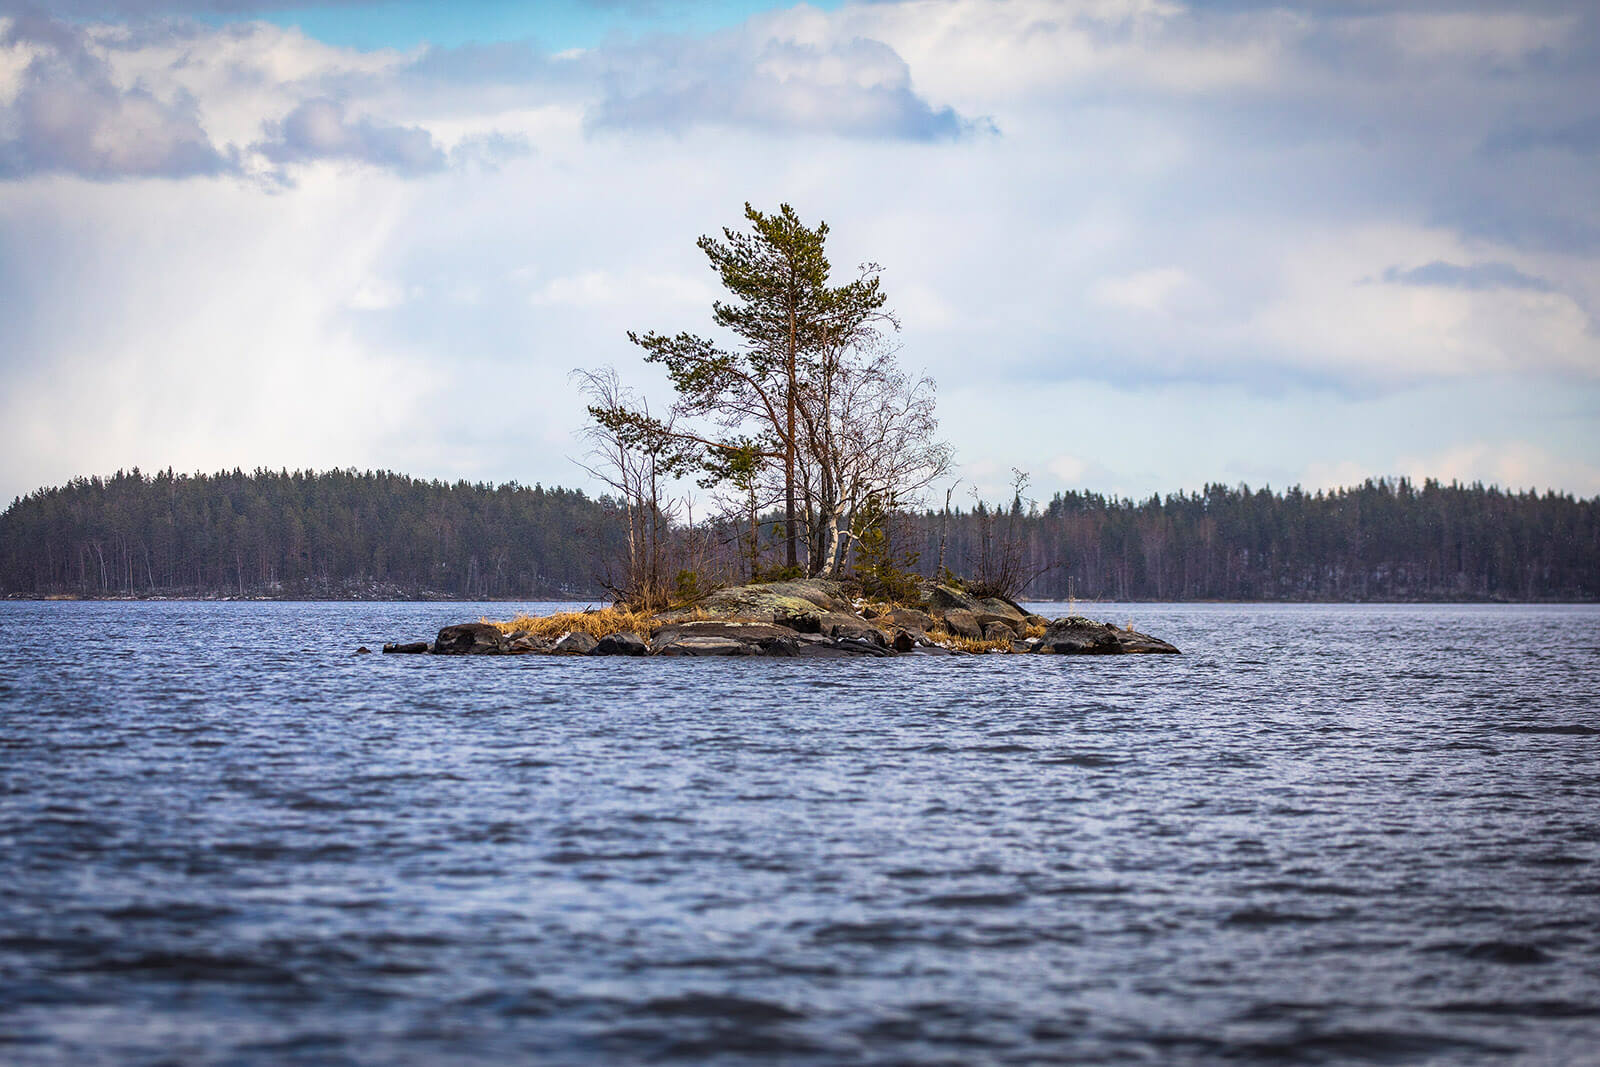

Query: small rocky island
(378, 578), (1179, 658)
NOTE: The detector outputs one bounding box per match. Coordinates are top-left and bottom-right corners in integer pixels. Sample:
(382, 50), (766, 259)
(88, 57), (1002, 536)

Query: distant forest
(0, 469), (623, 600)
(911, 480), (1598, 602)
(1, 468), (1595, 602)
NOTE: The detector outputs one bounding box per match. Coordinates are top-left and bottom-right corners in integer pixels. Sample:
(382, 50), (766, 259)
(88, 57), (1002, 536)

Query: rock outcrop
(401, 577), (1180, 658)
(1031, 616), (1180, 655)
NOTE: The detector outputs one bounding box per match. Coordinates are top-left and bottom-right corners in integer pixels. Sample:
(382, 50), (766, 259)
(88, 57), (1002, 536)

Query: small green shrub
(853, 494), (923, 604)
(673, 569), (710, 605)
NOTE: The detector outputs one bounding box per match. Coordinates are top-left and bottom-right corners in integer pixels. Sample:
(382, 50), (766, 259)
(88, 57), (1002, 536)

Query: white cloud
(0, 14), (234, 179)
(530, 269), (716, 311)
(0, 173), (441, 499)
(1395, 442), (1600, 496)
(2, 0), (1599, 506)
(1303, 442), (1600, 498)
(1089, 266), (1206, 316)
(1244, 224), (1600, 384)
(348, 276), (409, 310)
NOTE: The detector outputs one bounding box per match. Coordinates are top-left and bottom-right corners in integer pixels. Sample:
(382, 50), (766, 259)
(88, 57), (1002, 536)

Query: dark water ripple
(1, 600), (1598, 1064)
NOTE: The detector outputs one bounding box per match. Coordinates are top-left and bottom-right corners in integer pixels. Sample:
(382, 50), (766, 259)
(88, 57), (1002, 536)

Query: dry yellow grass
(928, 628), (1018, 654)
(485, 606), (658, 640)
(485, 604), (719, 639)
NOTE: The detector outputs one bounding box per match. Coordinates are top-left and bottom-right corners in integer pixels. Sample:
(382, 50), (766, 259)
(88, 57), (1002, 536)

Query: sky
(2, 0), (1598, 509)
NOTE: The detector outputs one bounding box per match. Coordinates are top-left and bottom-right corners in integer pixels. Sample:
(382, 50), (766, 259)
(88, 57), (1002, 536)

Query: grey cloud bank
(0, 15), (233, 179)
(1381, 262), (1557, 293)
(587, 34), (986, 140)
(254, 97), (446, 175)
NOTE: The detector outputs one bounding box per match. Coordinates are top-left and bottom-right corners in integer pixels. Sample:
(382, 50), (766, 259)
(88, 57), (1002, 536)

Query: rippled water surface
(2, 600), (1598, 1065)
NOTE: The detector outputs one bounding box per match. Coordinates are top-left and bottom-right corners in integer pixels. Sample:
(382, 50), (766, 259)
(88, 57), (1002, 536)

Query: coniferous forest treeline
(1, 467), (1595, 602)
(912, 480), (1598, 603)
(0, 469), (622, 600)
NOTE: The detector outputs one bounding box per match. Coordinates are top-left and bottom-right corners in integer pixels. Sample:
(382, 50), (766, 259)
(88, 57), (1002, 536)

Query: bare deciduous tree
(791, 333), (951, 577)
(571, 367), (699, 611)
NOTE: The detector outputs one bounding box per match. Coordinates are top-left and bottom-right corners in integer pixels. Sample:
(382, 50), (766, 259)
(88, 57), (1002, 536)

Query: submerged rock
(382, 641), (429, 654)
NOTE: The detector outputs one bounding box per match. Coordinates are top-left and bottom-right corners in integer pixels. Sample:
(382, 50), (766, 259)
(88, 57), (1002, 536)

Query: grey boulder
(651, 620), (800, 657)
(940, 609), (983, 639)
(433, 623), (506, 655)
(594, 631), (649, 656)
(554, 631), (599, 655)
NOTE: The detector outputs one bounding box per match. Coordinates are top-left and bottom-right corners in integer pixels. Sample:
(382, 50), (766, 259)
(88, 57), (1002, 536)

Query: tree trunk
(821, 508), (845, 578)
(937, 484), (954, 576)
(785, 301), (798, 569)
(749, 493), (758, 578)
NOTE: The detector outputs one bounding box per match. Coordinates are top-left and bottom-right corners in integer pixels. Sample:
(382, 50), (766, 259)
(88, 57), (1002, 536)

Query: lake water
(1, 600), (1597, 1065)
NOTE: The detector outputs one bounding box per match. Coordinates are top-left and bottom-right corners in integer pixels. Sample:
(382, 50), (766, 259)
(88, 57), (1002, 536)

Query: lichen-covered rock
(922, 582), (980, 615)
(433, 623), (506, 655)
(772, 607), (823, 633)
(691, 578), (853, 623)
(976, 598), (1027, 624)
(594, 631), (649, 656)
